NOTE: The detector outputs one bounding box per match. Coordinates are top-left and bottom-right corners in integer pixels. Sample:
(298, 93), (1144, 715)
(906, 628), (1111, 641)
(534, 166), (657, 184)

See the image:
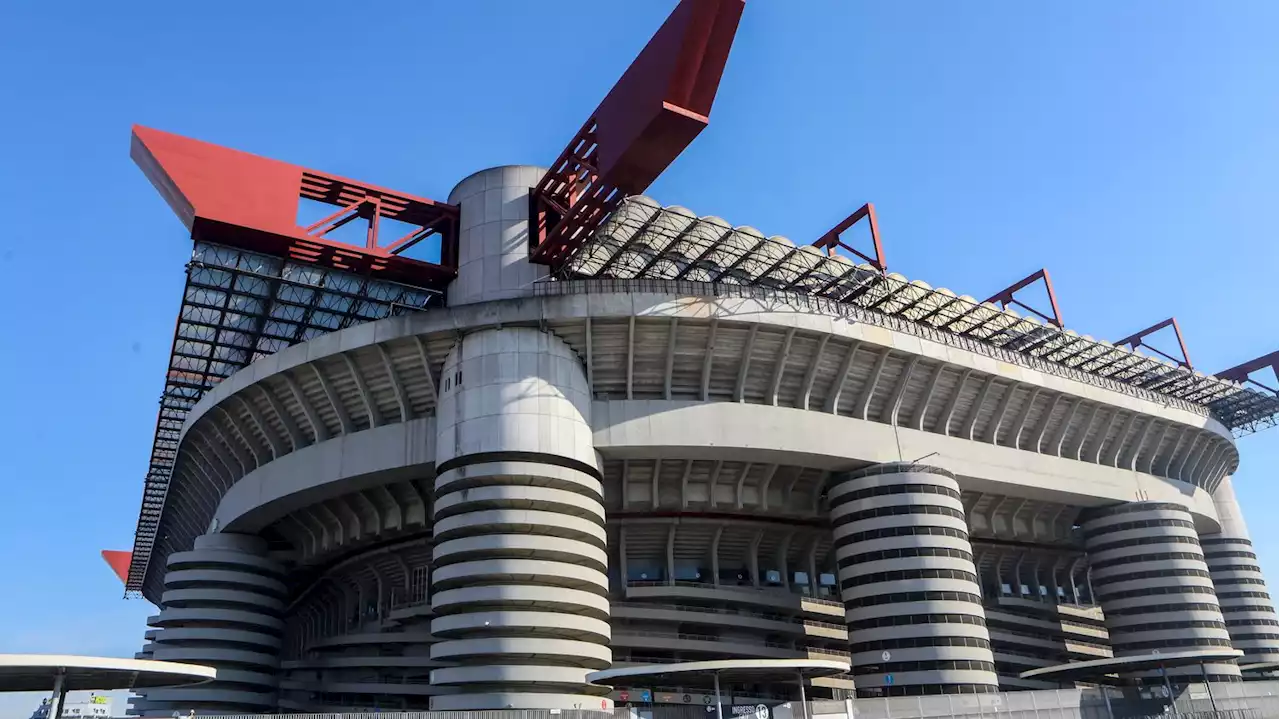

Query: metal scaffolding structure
(557, 197), (1278, 437)
(126, 242), (440, 594)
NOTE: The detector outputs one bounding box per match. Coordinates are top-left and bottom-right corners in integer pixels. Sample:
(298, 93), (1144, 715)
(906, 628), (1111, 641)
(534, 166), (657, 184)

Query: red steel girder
(1116, 317), (1192, 369)
(983, 268), (1064, 328)
(1216, 351), (1279, 394)
(530, 0), (745, 266)
(101, 550), (132, 584)
(811, 202), (887, 273)
(131, 126), (459, 287)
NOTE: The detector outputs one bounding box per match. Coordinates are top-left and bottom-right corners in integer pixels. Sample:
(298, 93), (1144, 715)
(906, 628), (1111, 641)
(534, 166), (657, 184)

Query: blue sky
(0, 0), (1274, 714)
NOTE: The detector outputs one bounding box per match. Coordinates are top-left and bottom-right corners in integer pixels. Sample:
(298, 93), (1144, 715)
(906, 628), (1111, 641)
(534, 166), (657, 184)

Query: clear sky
(0, 1), (1275, 715)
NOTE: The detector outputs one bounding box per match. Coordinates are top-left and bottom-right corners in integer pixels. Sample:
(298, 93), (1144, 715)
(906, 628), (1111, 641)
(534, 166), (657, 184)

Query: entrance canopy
(588, 659), (851, 686)
(1018, 649), (1244, 682)
(0, 655), (216, 692)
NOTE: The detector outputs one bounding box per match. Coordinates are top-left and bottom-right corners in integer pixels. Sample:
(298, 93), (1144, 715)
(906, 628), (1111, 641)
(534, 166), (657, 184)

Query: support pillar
(1201, 477), (1280, 675)
(428, 326), (611, 710)
(133, 533), (285, 715)
(47, 670), (66, 719)
(829, 463), (999, 696)
(1082, 501), (1240, 684)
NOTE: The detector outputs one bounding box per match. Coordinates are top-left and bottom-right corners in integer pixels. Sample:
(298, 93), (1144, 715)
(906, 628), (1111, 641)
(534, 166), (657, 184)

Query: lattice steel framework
(126, 242), (440, 594)
(529, 0), (744, 266)
(556, 197), (1278, 435)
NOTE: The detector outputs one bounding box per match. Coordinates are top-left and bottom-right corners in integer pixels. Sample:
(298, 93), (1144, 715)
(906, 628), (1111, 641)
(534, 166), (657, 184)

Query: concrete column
(446, 165), (549, 306)
(429, 327), (612, 710)
(137, 533), (286, 714)
(829, 463), (999, 697)
(1201, 477), (1280, 674)
(1082, 501), (1241, 683)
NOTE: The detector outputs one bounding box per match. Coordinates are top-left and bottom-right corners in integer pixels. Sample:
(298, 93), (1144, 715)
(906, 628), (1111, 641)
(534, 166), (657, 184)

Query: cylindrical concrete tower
(830, 464), (999, 697)
(429, 326), (611, 710)
(138, 533), (286, 714)
(446, 165), (549, 306)
(1202, 477), (1280, 672)
(1083, 502), (1241, 682)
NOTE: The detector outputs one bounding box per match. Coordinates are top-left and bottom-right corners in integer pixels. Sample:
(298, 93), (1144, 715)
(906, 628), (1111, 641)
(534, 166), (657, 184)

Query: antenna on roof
(811, 202), (887, 273)
(983, 268), (1064, 328)
(1116, 317), (1192, 369)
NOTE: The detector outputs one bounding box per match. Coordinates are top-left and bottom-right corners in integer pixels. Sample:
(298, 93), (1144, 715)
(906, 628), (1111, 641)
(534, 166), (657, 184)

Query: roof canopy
(0, 655), (216, 693)
(564, 196), (1278, 436)
(1017, 649), (1243, 682)
(588, 659), (850, 686)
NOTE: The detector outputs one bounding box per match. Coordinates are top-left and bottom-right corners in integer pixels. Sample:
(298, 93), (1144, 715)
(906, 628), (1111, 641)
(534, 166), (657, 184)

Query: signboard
(640, 690), (653, 703)
(729, 704), (770, 719)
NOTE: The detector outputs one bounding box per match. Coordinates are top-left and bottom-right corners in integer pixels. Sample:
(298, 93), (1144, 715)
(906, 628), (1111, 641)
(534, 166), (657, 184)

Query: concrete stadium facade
(126, 167), (1278, 715)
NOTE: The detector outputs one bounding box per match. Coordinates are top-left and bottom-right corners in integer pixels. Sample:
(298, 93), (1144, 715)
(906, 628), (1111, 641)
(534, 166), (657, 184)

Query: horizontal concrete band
(432, 585), (611, 617)
(432, 509), (608, 546)
(829, 468), (997, 695)
(430, 611), (611, 642)
(434, 484), (607, 522)
(159, 587), (286, 612)
(429, 692), (614, 711)
(436, 460), (604, 497)
(430, 665), (600, 686)
(431, 559), (609, 593)
(434, 534), (608, 571)
(429, 637), (612, 667)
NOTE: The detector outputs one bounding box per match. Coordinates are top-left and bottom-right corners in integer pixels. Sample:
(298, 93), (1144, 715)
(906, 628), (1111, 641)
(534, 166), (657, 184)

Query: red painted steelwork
(983, 268), (1065, 328)
(131, 126), (459, 287)
(102, 550), (132, 584)
(1216, 351), (1279, 394)
(1116, 317), (1192, 369)
(811, 203), (887, 273)
(530, 0), (745, 266)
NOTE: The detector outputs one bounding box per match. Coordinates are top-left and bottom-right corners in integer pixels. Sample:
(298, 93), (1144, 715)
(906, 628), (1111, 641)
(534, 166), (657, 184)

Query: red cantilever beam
(1116, 317), (1192, 369)
(101, 550), (132, 584)
(1215, 351), (1279, 394)
(811, 203), (887, 273)
(983, 268), (1064, 328)
(130, 126), (460, 288)
(530, 0), (745, 266)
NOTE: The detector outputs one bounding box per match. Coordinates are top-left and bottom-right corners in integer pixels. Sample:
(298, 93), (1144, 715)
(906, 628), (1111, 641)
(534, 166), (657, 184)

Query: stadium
(107, 0), (1278, 715)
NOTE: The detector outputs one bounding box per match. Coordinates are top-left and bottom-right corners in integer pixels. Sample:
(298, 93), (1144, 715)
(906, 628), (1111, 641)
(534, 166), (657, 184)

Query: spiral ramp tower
(1201, 477), (1280, 672)
(427, 326), (613, 709)
(129, 534), (285, 715)
(1082, 502), (1241, 684)
(829, 465), (1000, 696)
